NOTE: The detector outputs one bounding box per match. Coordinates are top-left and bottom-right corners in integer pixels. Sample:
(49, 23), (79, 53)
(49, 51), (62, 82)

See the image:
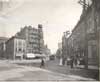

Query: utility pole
(78, 0), (88, 69)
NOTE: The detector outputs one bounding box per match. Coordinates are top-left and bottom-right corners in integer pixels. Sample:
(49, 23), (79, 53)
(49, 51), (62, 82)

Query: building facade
(5, 36), (26, 60)
(67, 0), (100, 66)
(15, 24), (44, 54)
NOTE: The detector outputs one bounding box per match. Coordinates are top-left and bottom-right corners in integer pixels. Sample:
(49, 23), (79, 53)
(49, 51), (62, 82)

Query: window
(19, 48), (21, 51)
(18, 41), (22, 46)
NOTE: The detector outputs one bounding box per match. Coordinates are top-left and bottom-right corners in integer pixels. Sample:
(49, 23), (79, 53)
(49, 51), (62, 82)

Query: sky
(0, 0), (83, 54)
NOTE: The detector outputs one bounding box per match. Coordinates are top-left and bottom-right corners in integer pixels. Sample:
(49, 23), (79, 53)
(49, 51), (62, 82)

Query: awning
(35, 54), (46, 57)
(26, 53), (35, 58)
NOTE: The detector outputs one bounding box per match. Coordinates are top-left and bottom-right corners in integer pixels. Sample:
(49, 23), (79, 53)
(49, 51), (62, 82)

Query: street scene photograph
(0, 0), (99, 81)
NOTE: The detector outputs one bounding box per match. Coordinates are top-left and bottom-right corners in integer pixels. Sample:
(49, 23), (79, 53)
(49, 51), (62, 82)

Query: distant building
(5, 36), (26, 60)
(43, 45), (51, 60)
(56, 42), (62, 59)
(0, 37), (8, 59)
(0, 24), (47, 60)
(15, 24), (44, 54)
(43, 45), (51, 56)
(58, 42), (62, 49)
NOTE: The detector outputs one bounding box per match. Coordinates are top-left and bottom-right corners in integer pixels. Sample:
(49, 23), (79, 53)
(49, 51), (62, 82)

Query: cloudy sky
(0, 0), (83, 53)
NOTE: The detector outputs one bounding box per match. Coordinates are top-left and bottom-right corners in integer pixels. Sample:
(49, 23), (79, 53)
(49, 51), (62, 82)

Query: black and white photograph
(0, 0), (99, 81)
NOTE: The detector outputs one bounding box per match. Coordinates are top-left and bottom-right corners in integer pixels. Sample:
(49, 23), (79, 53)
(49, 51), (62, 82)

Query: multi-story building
(5, 36), (26, 60)
(67, 0), (100, 66)
(15, 24), (44, 54)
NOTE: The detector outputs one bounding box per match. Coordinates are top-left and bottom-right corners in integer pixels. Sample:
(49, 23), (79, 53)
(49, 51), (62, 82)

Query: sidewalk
(45, 59), (99, 80)
(76, 65), (99, 70)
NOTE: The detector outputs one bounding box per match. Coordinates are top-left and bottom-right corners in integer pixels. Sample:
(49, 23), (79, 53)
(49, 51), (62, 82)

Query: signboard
(26, 53), (35, 58)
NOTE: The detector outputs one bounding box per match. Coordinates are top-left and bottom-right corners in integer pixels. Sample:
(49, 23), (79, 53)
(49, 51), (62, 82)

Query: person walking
(70, 56), (74, 69)
(74, 56), (78, 68)
(40, 58), (45, 68)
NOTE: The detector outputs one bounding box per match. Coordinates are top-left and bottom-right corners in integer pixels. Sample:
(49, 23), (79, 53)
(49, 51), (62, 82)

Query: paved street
(45, 59), (99, 80)
(0, 59), (97, 81)
(28, 59), (99, 80)
(13, 59), (99, 80)
(2, 59), (98, 81)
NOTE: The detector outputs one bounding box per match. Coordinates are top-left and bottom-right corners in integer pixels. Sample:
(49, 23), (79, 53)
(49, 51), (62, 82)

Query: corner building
(15, 24), (44, 54)
(5, 36), (26, 60)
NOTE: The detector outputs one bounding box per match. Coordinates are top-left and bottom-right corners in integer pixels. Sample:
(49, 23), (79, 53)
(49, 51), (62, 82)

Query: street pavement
(0, 59), (98, 82)
(12, 59), (99, 80)
(13, 59), (99, 80)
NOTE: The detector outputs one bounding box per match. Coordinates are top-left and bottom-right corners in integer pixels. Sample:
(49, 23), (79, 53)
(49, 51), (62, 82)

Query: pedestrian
(40, 58), (45, 68)
(74, 56), (78, 68)
(70, 56), (74, 69)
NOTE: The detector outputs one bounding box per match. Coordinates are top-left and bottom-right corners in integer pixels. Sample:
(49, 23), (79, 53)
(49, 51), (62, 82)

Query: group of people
(68, 56), (82, 69)
(39, 56), (85, 69)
